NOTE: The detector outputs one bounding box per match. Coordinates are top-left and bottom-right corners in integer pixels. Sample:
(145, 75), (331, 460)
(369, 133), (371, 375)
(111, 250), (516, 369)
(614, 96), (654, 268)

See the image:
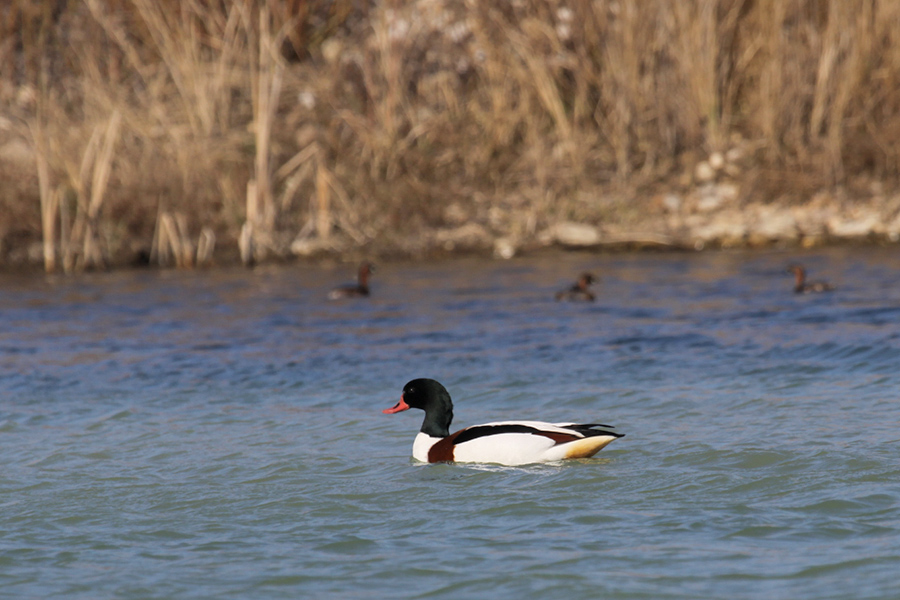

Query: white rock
(434, 223), (491, 249)
(290, 236), (337, 256)
(791, 205), (830, 237)
(541, 222), (602, 247)
(690, 211), (747, 242)
(726, 146), (744, 163)
(827, 213), (881, 237)
(882, 213), (900, 240)
(297, 91), (316, 110)
(662, 194), (682, 212)
(321, 39), (343, 65)
(717, 182), (739, 202)
(493, 238), (517, 259)
(694, 161), (715, 183)
(752, 205), (798, 240)
(696, 184), (724, 212)
(442, 202), (468, 226)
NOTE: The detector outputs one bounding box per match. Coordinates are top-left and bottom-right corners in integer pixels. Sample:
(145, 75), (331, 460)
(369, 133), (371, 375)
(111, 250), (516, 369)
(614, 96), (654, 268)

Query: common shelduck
(383, 378), (624, 466)
(787, 265), (833, 294)
(328, 262), (374, 299)
(555, 272), (597, 301)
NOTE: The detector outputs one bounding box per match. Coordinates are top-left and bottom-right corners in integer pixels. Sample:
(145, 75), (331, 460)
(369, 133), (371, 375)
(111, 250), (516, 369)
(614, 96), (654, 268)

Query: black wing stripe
(566, 424), (622, 437)
(452, 423), (623, 446)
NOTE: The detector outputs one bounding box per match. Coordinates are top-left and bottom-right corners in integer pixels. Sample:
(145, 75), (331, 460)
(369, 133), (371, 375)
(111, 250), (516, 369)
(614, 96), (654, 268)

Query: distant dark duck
(555, 272), (597, 301)
(787, 265), (833, 294)
(383, 378), (623, 465)
(328, 262), (374, 299)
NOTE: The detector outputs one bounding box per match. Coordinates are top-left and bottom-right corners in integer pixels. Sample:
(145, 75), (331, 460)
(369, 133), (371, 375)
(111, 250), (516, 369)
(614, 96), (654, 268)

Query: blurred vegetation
(1, 0), (899, 271)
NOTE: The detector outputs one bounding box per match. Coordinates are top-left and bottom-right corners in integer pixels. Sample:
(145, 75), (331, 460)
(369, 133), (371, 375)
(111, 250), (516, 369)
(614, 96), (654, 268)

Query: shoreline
(2, 189), (898, 276)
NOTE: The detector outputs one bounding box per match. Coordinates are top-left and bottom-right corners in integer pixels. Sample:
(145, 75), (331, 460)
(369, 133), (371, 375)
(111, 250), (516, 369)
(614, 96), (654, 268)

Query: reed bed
(1, 0), (899, 271)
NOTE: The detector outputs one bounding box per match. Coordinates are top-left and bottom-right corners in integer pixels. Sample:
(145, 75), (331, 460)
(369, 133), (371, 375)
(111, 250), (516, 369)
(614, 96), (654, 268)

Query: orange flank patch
(427, 431), (463, 463)
(563, 436), (617, 459)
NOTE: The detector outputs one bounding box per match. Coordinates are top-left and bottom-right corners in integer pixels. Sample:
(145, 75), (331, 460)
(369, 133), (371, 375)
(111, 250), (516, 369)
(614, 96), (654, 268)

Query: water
(1, 248), (899, 599)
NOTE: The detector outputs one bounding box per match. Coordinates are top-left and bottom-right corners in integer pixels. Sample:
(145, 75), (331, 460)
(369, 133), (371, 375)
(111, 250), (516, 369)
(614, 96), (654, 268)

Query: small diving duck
(555, 272), (597, 301)
(787, 265), (833, 294)
(383, 378), (623, 466)
(328, 262), (374, 299)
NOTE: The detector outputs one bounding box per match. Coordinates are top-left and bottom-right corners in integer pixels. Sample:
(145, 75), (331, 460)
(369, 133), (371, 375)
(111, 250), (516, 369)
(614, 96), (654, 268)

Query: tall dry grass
(2, 0), (899, 270)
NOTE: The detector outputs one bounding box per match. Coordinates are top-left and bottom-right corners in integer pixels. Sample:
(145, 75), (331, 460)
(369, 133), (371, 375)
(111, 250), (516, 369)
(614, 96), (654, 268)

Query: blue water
(1, 248), (899, 599)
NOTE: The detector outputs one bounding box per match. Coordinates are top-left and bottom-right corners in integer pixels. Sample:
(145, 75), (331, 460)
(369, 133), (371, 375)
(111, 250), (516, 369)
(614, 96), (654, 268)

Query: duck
(328, 262), (374, 299)
(555, 272), (597, 301)
(787, 265), (833, 294)
(383, 378), (624, 466)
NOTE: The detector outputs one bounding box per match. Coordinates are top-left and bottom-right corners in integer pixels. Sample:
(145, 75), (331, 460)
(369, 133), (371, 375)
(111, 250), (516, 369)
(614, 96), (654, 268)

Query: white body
(412, 420), (619, 466)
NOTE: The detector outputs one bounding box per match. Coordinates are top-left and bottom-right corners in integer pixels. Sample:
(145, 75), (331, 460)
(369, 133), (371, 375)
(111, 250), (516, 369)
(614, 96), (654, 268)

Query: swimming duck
(555, 272), (597, 301)
(787, 265), (833, 294)
(383, 378), (623, 466)
(328, 262), (374, 299)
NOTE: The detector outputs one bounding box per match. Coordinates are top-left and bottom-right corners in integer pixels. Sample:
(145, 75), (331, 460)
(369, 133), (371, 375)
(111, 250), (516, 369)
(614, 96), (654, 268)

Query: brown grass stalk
(196, 227), (215, 267)
(248, 4), (285, 232)
(29, 120), (58, 273)
(315, 160), (332, 241)
(152, 209), (213, 268)
(240, 3), (290, 264)
(60, 110), (121, 272)
(673, 1), (722, 150)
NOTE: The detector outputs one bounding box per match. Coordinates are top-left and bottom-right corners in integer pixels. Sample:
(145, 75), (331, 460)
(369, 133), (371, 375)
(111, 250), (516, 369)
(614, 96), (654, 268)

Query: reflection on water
(1, 247), (899, 599)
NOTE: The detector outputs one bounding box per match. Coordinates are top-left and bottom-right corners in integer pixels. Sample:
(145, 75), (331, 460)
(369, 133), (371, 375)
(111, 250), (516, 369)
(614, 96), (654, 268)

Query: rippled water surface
(2, 248), (899, 599)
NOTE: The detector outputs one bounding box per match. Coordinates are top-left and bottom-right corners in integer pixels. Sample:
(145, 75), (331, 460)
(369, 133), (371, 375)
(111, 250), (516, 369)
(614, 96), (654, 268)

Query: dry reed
(2, 0), (900, 270)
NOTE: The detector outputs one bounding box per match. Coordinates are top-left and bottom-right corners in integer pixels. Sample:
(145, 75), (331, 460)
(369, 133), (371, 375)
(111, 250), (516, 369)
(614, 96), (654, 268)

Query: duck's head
(383, 378), (453, 437)
(579, 272), (597, 287)
(383, 378), (448, 412)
